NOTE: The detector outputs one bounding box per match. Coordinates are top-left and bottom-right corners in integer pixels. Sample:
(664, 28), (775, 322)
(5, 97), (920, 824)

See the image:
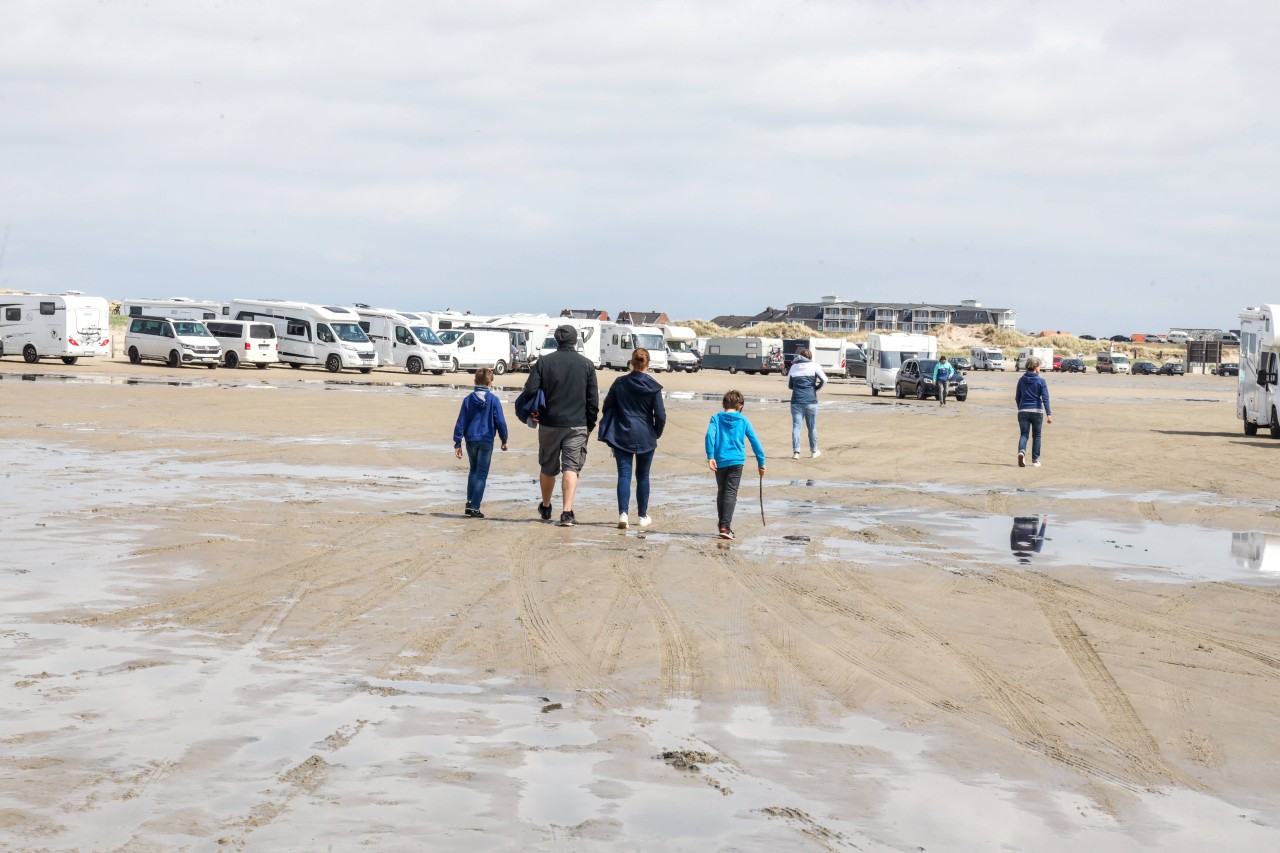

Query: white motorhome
(436, 328), (515, 374)
(228, 299), (377, 373)
(700, 336), (785, 375)
(659, 325), (700, 372)
(1016, 346), (1054, 371)
(1238, 304), (1280, 438)
(0, 292), (112, 364)
(970, 346), (1007, 371)
(120, 297), (227, 321)
(868, 332), (938, 396)
(353, 306), (448, 375)
(601, 323), (671, 371)
(485, 314), (557, 370)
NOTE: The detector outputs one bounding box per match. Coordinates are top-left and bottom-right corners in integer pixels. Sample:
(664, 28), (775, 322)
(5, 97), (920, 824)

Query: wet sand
(2, 357), (1279, 851)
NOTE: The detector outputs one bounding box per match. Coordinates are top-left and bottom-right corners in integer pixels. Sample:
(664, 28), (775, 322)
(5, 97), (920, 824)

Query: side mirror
(1259, 370), (1270, 387)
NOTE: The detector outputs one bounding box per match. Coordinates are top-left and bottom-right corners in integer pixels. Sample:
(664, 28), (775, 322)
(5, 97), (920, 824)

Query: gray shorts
(538, 426), (589, 476)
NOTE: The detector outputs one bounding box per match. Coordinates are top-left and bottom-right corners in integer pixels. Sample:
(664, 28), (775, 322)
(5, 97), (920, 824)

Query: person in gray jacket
(787, 349), (827, 459)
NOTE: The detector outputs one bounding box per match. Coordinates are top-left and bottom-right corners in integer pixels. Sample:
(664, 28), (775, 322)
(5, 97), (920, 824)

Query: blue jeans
(465, 440), (494, 510)
(1017, 412), (1043, 461)
(791, 402), (819, 453)
(613, 448), (654, 516)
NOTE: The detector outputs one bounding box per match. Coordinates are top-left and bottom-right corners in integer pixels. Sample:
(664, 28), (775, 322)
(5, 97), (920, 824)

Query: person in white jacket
(787, 349), (828, 459)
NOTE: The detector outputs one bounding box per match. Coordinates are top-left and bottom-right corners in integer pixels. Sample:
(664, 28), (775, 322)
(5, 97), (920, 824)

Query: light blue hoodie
(705, 410), (766, 468)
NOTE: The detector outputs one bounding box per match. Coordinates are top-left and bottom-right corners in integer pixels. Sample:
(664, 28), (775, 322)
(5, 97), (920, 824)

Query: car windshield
(437, 330), (463, 344)
(1112, 355), (1129, 364)
(410, 326), (443, 346)
(878, 351), (917, 369)
(918, 359), (938, 374)
(635, 334), (664, 350)
(331, 322), (369, 343)
(174, 322), (212, 337)
(669, 340), (694, 353)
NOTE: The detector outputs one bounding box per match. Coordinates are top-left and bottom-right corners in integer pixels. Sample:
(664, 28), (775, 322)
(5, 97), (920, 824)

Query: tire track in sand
(614, 543), (701, 699)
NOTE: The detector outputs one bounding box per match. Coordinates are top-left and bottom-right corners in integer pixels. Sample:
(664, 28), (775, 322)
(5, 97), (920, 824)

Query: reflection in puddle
(1010, 515), (1047, 564)
(1230, 532), (1280, 573)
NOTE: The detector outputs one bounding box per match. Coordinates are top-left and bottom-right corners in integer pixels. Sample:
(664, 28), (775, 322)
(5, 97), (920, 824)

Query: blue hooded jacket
(598, 371), (666, 454)
(1015, 372), (1052, 416)
(787, 356), (827, 405)
(454, 387), (509, 447)
(705, 410), (765, 468)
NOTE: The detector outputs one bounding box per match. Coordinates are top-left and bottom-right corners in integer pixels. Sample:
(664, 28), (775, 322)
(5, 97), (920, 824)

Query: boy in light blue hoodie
(705, 390), (766, 540)
(453, 368), (509, 518)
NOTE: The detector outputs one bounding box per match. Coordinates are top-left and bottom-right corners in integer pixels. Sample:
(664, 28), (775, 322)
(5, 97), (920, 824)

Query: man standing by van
(520, 325), (599, 526)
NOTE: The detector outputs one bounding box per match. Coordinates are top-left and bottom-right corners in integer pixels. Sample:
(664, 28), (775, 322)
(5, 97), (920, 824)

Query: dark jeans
(1017, 412), (1043, 461)
(465, 439), (494, 510)
(614, 448), (655, 516)
(937, 380), (949, 404)
(715, 464), (744, 528)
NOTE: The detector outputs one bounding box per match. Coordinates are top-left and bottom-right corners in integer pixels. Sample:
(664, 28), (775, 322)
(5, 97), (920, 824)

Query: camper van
(205, 320), (279, 369)
(867, 332), (937, 396)
(435, 328), (514, 374)
(0, 292), (112, 364)
(119, 297), (226, 321)
(125, 316), (222, 368)
(485, 315), (558, 371)
(1016, 347), (1054, 371)
(1238, 304), (1280, 438)
(1166, 330), (1191, 345)
(353, 306), (448, 375)
(601, 323), (671, 371)
(700, 336), (785, 375)
(660, 325), (701, 372)
(970, 346), (1007, 371)
(228, 299), (377, 373)
(1095, 351), (1130, 374)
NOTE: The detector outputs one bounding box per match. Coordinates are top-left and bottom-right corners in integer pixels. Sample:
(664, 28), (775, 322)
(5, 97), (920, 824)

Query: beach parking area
(2, 358), (1279, 851)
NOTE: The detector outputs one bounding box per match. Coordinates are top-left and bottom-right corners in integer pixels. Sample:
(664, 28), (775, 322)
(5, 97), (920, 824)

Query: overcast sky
(3, 1), (1277, 333)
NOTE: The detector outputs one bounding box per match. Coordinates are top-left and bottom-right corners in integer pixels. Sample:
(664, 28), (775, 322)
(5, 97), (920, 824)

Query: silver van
(1096, 351), (1130, 374)
(125, 316), (220, 368)
(206, 320), (279, 369)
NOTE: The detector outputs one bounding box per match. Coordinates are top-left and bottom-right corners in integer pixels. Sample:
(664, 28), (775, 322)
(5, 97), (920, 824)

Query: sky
(2, 0), (1278, 334)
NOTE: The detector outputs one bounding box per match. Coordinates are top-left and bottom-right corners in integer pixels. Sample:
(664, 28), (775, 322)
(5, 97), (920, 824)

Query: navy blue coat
(597, 371), (666, 454)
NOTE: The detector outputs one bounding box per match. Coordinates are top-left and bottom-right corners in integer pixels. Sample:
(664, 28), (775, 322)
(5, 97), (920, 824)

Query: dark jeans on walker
(937, 380), (949, 404)
(715, 464), (744, 528)
(465, 440), (494, 510)
(613, 448), (654, 516)
(1017, 411), (1043, 461)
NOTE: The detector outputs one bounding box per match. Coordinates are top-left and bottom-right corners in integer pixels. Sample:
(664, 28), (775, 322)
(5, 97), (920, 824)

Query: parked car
(950, 355), (972, 371)
(1061, 358), (1086, 373)
(843, 346), (867, 379)
(894, 358), (968, 402)
(1109, 334), (1132, 343)
(1158, 362), (1186, 376)
(125, 316), (220, 368)
(1216, 362), (1239, 377)
(1079, 335), (1097, 341)
(1132, 361), (1159, 375)
(1051, 355), (1063, 371)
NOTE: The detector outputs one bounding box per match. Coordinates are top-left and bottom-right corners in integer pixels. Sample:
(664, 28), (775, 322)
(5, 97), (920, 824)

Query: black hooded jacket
(520, 343), (599, 430)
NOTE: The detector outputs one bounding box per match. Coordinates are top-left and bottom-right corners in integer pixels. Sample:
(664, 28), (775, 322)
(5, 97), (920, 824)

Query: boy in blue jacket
(453, 368), (509, 518)
(705, 390), (766, 540)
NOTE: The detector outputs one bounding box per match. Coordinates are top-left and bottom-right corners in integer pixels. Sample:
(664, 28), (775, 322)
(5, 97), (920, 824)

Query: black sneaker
(538, 502), (553, 522)
(558, 510), (576, 527)
(470, 510), (485, 519)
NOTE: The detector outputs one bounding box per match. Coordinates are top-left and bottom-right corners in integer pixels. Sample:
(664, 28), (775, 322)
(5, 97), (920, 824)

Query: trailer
(1015, 346), (1054, 371)
(1238, 304), (1280, 438)
(783, 337), (846, 374)
(601, 323), (671, 371)
(700, 336), (785, 375)
(353, 306), (448, 375)
(867, 332), (937, 395)
(228, 299), (378, 373)
(1, 292), (113, 364)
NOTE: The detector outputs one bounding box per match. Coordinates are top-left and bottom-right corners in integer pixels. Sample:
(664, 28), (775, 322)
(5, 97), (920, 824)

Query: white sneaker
(638, 516), (652, 528)
(1032, 461), (1041, 467)
(791, 451), (800, 460)
(618, 513), (628, 529)
(811, 449), (822, 459)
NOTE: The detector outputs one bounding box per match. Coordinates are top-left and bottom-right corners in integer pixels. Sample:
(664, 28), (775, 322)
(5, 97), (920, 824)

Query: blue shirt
(705, 410), (765, 467)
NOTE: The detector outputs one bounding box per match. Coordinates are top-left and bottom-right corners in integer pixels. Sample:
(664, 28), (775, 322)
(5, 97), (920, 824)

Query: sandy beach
(2, 355), (1279, 851)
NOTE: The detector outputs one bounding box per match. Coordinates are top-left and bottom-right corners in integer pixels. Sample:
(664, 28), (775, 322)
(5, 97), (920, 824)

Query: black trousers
(715, 464), (744, 527)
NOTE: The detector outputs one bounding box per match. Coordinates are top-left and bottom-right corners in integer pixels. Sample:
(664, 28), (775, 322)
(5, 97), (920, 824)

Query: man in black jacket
(522, 325), (599, 526)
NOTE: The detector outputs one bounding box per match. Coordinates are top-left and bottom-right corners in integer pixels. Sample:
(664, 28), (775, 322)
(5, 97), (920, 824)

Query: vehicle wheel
(61, 356), (78, 365)
(431, 369), (444, 376)
(451, 358), (460, 373)
(729, 366), (738, 374)
(167, 350), (181, 368)
(1244, 408), (1258, 436)
(895, 383), (905, 399)
(916, 384), (927, 400)
(128, 347), (141, 365)
(326, 354), (342, 373)
(870, 386), (879, 396)
(1271, 408), (1280, 440)
(289, 362), (302, 369)
(956, 393), (968, 402)
(23, 345), (39, 364)
(359, 367), (372, 374)
(406, 356), (423, 375)
(256, 363), (269, 369)
(494, 360), (507, 376)
(224, 350), (239, 369)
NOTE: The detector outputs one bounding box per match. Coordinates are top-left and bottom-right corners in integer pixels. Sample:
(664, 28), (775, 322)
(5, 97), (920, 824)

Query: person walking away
(933, 355), (955, 405)
(598, 348), (666, 530)
(787, 348), (827, 459)
(453, 367), (509, 518)
(518, 324), (599, 526)
(705, 390), (766, 540)
(1015, 357), (1052, 467)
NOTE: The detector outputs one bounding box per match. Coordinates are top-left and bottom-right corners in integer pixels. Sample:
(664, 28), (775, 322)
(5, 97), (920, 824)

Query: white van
(205, 320), (280, 369)
(124, 316), (221, 368)
(0, 292), (112, 364)
(1166, 330), (1191, 345)
(868, 332), (937, 395)
(1015, 346), (1054, 371)
(601, 323), (671, 371)
(436, 328), (514, 374)
(659, 324), (700, 372)
(120, 297), (226, 321)
(354, 306), (447, 375)
(228, 299), (377, 373)
(1238, 304), (1280, 437)
(970, 346), (1007, 371)
(1095, 351), (1130, 374)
